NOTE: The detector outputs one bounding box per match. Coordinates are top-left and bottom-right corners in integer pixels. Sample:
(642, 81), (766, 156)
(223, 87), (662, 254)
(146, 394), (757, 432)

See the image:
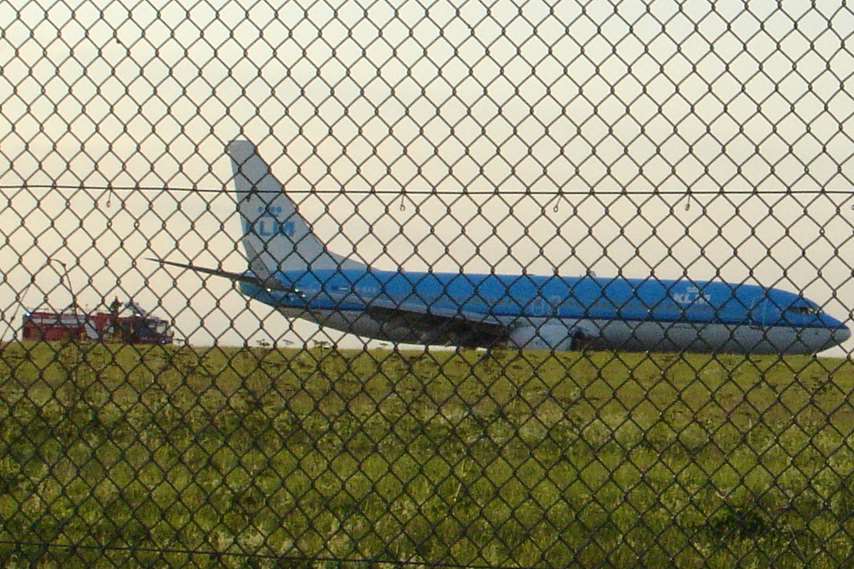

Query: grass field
(0, 341), (852, 568)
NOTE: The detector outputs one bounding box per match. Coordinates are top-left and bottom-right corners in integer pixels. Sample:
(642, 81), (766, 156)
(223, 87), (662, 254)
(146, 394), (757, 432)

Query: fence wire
(0, 1), (852, 568)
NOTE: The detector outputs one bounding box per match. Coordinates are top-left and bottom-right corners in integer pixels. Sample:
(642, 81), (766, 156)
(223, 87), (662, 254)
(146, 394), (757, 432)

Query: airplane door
(749, 297), (767, 329)
(532, 296), (549, 317)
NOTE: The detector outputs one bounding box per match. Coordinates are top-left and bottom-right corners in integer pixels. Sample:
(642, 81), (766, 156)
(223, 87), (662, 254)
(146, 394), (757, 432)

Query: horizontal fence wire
(0, 540), (539, 569)
(3, 184), (854, 195)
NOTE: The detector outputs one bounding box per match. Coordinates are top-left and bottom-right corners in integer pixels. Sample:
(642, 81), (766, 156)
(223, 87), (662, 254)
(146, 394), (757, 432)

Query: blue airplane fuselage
(240, 268), (849, 353)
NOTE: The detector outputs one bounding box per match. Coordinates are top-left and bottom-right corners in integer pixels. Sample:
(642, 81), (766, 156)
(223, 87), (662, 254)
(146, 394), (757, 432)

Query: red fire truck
(21, 298), (173, 345)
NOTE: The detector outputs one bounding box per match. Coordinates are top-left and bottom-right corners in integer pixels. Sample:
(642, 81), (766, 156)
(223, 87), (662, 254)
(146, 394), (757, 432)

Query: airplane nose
(834, 326), (851, 346)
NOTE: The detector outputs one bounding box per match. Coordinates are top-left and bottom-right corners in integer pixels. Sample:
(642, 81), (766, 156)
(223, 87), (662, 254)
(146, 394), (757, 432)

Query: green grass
(0, 341), (852, 568)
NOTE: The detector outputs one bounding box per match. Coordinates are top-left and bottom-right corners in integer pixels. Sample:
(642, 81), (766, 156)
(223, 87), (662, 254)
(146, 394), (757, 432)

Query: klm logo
(673, 286), (712, 306)
(242, 206), (296, 237)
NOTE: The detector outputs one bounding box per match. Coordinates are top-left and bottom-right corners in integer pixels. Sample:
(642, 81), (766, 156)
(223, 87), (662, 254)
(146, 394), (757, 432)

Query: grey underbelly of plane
(593, 319), (834, 354)
(499, 317), (836, 354)
(281, 307), (833, 354)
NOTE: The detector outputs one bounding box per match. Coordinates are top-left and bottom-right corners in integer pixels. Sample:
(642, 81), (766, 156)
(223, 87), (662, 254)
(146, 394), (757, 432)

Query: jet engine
(508, 320), (598, 351)
(509, 323), (572, 351)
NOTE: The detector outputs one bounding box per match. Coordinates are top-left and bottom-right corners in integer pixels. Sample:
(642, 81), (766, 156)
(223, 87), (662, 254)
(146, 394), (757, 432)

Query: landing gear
(572, 329), (590, 351)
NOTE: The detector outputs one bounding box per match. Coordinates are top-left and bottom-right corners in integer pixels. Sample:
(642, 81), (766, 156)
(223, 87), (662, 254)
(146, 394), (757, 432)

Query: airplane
(152, 140), (851, 355)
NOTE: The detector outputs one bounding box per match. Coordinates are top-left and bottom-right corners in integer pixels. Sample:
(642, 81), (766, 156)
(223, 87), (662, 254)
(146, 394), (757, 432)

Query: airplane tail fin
(227, 140), (366, 274)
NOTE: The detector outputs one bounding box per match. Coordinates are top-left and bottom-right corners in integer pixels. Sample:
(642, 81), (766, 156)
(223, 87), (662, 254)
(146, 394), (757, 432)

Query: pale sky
(0, 0), (851, 353)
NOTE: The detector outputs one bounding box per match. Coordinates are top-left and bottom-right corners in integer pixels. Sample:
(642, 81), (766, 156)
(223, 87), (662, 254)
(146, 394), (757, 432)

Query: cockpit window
(786, 306), (820, 316)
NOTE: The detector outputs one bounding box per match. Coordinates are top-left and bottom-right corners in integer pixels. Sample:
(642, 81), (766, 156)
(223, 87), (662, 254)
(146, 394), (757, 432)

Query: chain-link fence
(1, 1), (853, 568)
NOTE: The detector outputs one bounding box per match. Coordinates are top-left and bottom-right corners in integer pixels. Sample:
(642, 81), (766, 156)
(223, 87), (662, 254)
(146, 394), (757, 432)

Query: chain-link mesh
(1, 1), (852, 568)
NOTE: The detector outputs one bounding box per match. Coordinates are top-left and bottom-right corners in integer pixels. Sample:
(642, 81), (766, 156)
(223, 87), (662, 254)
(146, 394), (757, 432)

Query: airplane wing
(357, 295), (503, 327)
(318, 288), (508, 344)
